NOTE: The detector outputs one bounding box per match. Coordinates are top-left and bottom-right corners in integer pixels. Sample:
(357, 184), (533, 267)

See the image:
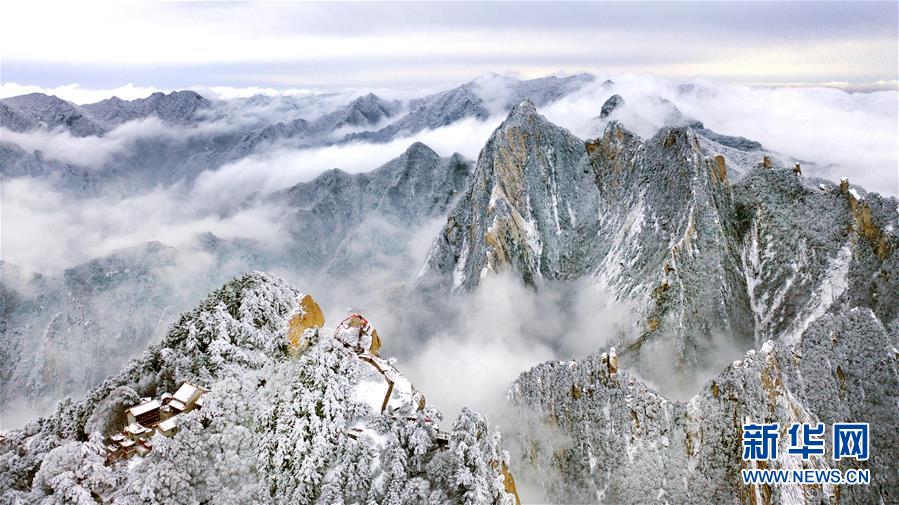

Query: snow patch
(784, 243), (852, 345)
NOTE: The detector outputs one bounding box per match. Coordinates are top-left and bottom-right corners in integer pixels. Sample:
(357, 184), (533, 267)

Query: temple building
(106, 382), (207, 464)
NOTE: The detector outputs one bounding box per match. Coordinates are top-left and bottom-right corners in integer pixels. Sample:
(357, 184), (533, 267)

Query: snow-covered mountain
(80, 91), (212, 128)
(0, 272), (520, 504)
(0, 74), (593, 196)
(2, 74), (897, 504)
(508, 307), (898, 503)
(0, 143), (472, 410)
(1, 93), (106, 137)
(0, 243), (180, 410)
(0, 239), (257, 414)
(276, 142), (471, 278)
(347, 74), (594, 144)
(419, 100), (898, 376)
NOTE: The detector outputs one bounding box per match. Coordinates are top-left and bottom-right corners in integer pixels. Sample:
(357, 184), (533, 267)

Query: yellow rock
(287, 294), (325, 351)
(849, 197), (891, 260)
(493, 461), (521, 505)
(711, 155), (728, 185)
(369, 328), (381, 356)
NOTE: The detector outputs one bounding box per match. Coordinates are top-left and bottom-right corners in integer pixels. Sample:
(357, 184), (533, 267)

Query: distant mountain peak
(403, 140), (438, 157)
(0, 92), (105, 136)
(599, 93), (625, 118)
(507, 97), (537, 116)
(1, 92), (73, 110)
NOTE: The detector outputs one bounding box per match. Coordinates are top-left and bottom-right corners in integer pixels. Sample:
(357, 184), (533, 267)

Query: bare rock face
(585, 121), (754, 368)
(509, 307), (899, 504)
(418, 100), (602, 291)
(420, 104), (754, 369)
(286, 293), (325, 352)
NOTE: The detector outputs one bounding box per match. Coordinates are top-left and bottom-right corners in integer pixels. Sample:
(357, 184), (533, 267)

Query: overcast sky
(2, 1), (897, 94)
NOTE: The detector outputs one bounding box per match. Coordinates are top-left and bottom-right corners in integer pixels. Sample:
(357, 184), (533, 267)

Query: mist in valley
(1, 74), (896, 436)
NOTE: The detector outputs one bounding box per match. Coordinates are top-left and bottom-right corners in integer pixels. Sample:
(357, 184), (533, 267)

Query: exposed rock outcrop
(418, 100), (601, 291)
(421, 100), (899, 375)
(286, 294), (325, 352)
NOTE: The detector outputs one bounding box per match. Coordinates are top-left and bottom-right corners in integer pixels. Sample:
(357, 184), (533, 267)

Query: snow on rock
(509, 309), (899, 503)
(0, 273), (518, 505)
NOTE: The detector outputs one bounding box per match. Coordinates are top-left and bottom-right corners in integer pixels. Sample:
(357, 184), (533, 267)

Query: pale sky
(2, 1), (897, 92)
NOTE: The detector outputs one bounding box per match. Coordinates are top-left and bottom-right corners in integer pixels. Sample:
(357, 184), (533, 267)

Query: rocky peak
(418, 101), (600, 290)
(81, 90), (211, 127)
(0, 93), (104, 136)
(410, 82), (490, 124)
(599, 93), (625, 118)
(1, 93), (74, 112)
(421, 109), (753, 369)
(314, 92), (400, 132)
(399, 140), (439, 163)
(733, 165), (899, 346)
(503, 98), (538, 123)
(127, 90), (210, 121)
(584, 121), (754, 368)
(273, 143), (472, 277)
(349, 92), (396, 113)
(503, 73), (594, 108)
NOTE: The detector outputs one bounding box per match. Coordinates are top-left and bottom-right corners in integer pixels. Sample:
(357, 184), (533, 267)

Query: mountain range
(1, 74), (896, 504)
(0, 74), (593, 194)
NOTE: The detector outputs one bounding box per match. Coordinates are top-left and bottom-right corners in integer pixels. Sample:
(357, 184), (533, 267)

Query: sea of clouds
(1, 73), (896, 431)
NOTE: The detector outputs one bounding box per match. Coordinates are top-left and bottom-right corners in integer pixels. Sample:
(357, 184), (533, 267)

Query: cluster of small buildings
(105, 382), (206, 464)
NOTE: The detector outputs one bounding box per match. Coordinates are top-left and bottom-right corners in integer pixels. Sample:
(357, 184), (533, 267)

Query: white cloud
(0, 115), (254, 168)
(671, 81), (898, 195)
(316, 274), (636, 425)
(202, 86), (321, 100)
(0, 127), (131, 167)
(191, 115), (502, 207)
(0, 177), (288, 275)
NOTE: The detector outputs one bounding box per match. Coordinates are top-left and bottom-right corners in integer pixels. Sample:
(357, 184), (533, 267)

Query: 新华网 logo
(740, 422), (871, 486)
